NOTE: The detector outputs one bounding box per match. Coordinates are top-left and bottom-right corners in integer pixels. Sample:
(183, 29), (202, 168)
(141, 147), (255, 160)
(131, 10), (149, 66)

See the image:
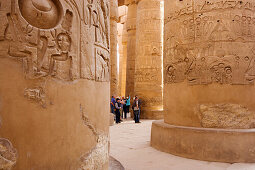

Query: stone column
(0, 0), (110, 169)
(120, 23), (128, 96)
(118, 5), (128, 97)
(151, 0), (255, 163)
(134, 0), (164, 119)
(110, 0), (119, 97)
(125, 0), (137, 99)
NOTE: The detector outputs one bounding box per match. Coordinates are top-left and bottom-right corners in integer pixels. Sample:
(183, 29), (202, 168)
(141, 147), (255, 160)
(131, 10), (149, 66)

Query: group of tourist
(110, 95), (141, 124)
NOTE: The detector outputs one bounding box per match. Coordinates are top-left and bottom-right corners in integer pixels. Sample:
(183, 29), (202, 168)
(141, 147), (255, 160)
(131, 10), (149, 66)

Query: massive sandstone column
(135, 0), (163, 119)
(110, 0), (119, 97)
(120, 23), (128, 97)
(151, 0), (255, 163)
(0, 0), (110, 169)
(118, 5), (128, 97)
(125, 0), (137, 98)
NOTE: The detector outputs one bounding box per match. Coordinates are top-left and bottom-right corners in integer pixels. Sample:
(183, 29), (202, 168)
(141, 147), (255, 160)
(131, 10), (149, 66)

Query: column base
(151, 120), (255, 163)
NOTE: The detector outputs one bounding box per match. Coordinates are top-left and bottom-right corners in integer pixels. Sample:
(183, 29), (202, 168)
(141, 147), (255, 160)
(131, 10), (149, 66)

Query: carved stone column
(120, 23), (128, 96)
(118, 5), (128, 97)
(110, 0), (119, 97)
(151, 0), (255, 163)
(0, 0), (110, 169)
(125, 0), (137, 99)
(135, 0), (164, 119)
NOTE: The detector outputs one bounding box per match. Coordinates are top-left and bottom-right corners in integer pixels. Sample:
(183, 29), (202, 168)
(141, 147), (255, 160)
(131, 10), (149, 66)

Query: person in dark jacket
(115, 98), (121, 123)
(132, 97), (141, 123)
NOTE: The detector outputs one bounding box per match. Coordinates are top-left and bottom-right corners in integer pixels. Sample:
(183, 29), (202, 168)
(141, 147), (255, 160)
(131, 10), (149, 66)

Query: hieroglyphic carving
(165, 1), (255, 24)
(164, 0), (255, 85)
(0, 0), (110, 82)
(83, 0), (110, 82)
(24, 87), (46, 108)
(18, 0), (64, 29)
(0, 0), (78, 81)
(140, 96), (162, 107)
(84, 0), (110, 49)
(79, 105), (109, 170)
(135, 68), (161, 83)
(196, 104), (255, 129)
(0, 138), (17, 170)
(95, 47), (110, 81)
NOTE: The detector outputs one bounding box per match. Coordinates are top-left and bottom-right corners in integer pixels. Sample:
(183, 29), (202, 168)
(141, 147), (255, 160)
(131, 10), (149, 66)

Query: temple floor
(110, 119), (255, 170)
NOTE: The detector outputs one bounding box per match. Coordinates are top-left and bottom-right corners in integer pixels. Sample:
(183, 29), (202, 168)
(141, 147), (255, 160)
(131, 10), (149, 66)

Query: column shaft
(135, 0), (164, 119)
(110, 0), (119, 97)
(0, 0), (110, 169)
(125, 1), (137, 98)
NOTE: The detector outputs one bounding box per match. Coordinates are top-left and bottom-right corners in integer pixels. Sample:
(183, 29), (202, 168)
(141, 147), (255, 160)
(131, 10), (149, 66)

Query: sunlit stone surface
(0, 0), (110, 169)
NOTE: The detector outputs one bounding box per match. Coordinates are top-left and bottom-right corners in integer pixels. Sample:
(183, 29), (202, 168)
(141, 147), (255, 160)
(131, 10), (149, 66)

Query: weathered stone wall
(0, 0), (110, 169)
(164, 0), (255, 127)
(135, 0), (163, 119)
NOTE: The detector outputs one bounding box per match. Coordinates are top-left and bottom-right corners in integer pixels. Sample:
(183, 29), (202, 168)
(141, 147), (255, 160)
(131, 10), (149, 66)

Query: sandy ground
(110, 119), (255, 170)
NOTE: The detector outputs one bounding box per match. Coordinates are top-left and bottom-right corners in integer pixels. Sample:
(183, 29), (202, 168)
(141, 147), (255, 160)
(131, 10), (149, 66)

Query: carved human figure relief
(164, 0), (255, 85)
(0, 0), (110, 82)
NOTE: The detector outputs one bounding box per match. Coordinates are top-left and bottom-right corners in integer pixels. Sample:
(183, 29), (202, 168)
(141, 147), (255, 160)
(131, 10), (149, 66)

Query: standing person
(132, 97), (140, 123)
(137, 96), (142, 122)
(120, 97), (124, 121)
(126, 96), (130, 117)
(115, 98), (121, 123)
(110, 96), (116, 114)
(123, 97), (127, 119)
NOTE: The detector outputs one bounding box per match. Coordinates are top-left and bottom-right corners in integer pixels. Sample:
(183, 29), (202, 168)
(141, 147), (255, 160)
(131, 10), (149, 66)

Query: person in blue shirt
(110, 96), (116, 114)
(125, 95), (131, 115)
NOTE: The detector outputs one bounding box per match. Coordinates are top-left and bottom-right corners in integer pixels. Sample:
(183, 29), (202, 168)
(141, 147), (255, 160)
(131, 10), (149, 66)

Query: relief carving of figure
(49, 32), (73, 79)
(0, 0), (110, 82)
(0, 0), (77, 80)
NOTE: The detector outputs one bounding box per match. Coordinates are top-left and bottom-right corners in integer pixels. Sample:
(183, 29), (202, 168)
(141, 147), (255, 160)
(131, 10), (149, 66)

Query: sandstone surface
(197, 104), (255, 129)
(0, 0), (110, 169)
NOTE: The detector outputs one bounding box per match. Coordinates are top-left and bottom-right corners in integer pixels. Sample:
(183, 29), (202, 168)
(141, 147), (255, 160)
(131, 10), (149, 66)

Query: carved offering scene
(0, 0), (110, 82)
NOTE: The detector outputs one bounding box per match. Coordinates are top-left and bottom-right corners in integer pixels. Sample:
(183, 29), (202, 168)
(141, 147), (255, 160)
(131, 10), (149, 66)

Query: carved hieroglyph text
(24, 87), (46, 107)
(164, 0), (255, 85)
(0, 0), (110, 82)
(196, 104), (255, 129)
